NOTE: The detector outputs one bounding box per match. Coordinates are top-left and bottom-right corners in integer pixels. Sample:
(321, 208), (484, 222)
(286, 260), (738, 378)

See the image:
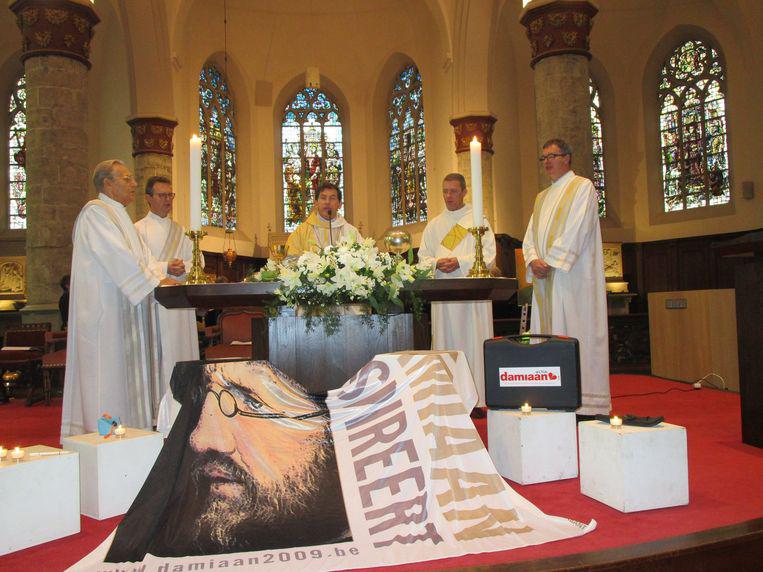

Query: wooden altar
(155, 278), (517, 393)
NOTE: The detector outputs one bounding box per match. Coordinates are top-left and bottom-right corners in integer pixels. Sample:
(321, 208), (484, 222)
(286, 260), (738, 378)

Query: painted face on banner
(184, 361), (349, 552)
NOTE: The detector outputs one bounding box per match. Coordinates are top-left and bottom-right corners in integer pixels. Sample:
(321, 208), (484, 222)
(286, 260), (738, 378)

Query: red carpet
(1, 374), (762, 571)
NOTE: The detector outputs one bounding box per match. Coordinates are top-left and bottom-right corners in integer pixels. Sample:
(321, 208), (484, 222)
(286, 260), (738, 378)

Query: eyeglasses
(538, 153), (568, 162)
(206, 386), (327, 420)
(153, 193), (176, 200)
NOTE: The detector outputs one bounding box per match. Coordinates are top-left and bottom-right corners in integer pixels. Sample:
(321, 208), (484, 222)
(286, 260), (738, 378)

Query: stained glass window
(199, 65), (236, 229)
(659, 39), (729, 212)
(281, 88), (344, 232)
(388, 65), (427, 226)
(8, 75), (26, 230)
(589, 78), (606, 218)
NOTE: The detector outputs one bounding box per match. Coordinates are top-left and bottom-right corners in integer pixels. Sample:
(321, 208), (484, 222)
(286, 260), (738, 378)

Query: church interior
(1, 0), (762, 570)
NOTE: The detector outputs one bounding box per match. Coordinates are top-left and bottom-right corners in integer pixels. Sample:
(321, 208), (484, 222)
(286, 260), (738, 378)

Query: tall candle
(190, 135), (202, 231)
(469, 137), (483, 228)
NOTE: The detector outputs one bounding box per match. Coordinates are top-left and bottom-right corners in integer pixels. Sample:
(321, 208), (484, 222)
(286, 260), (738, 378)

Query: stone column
(10, 0), (99, 326)
(449, 115), (497, 227)
(520, 0), (597, 184)
(127, 116), (177, 220)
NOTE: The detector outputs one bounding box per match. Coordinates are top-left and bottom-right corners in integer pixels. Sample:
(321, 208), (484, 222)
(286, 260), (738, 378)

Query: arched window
(388, 65), (427, 226)
(8, 75), (26, 230)
(659, 39), (729, 212)
(281, 88), (344, 232)
(589, 78), (606, 218)
(199, 64), (236, 229)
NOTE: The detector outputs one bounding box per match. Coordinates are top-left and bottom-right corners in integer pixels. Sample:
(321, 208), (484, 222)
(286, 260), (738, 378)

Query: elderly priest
(61, 160), (181, 438)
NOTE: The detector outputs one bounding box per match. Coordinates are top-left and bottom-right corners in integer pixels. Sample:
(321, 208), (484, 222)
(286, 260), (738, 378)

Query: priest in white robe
(286, 182), (361, 255)
(523, 139), (611, 416)
(135, 176), (200, 436)
(418, 173), (496, 411)
(61, 160), (182, 438)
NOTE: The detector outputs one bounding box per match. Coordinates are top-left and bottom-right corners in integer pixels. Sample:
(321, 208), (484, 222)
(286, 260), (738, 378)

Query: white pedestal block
(0, 445), (80, 555)
(487, 409), (578, 484)
(62, 428), (163, 520)
(579, 421), (689, 512)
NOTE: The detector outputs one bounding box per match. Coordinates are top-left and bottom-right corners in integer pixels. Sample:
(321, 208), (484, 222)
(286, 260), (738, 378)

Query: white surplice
(135, 212), (200, 436)
(418, 204), (496, 407)
(522, 170), (611, 415)
(62, 194), (166, 438)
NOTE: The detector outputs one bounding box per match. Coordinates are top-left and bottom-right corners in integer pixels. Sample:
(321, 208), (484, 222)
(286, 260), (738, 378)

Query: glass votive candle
(520, 403), (532, 415)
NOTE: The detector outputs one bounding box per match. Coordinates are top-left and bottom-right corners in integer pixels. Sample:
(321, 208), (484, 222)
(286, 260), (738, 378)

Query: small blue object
(97, 414), (121, 436)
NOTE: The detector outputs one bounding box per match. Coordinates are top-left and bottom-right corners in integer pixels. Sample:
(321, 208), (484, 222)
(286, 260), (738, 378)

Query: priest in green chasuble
(418, 173), (496, 411)
(286, 182), (362, 256)
(522, 139), (611, 416)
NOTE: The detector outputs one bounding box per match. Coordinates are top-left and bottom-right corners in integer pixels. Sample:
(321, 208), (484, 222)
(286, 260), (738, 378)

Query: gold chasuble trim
(441, 223), (469, 251)
(531, 177), (583, 333)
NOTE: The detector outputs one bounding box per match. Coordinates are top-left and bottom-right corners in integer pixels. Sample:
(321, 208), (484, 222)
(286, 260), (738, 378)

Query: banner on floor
(72, 353), (594, 572)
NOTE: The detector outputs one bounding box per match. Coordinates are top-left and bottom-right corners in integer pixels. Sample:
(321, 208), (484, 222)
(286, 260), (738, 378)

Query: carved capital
(10, 0), (100, 69)
(126, 116), (178, 157)
(449, 115), (497, 155)
(520, 1), (598, 68)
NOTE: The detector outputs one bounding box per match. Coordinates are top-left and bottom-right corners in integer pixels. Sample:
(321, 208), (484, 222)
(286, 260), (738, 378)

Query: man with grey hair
(522, 139), (611, 419)
(62, 160), (183, 438)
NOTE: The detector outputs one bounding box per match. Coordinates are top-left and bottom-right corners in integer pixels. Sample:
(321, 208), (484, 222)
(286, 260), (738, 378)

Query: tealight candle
(114, 424), (126, 438)
(610, 415), (623, 429)
(520, 403), (532, 415)
(11, 446), (25, 462)
(0, 446), (7, 460)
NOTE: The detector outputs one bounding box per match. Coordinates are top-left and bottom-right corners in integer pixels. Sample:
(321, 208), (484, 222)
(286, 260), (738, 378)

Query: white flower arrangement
(247, 236), (431, 333)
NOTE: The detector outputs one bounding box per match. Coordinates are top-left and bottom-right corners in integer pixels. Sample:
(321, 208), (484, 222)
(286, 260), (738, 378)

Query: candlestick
(520, 403), (532, 415)
(469, 137), (483, 228)
(610, 415), (623, 429)
(11, 446), (25, 462)
(467, 226), (491, 278)
(185, 230), (209, 284)
(190, 134), (202, 231)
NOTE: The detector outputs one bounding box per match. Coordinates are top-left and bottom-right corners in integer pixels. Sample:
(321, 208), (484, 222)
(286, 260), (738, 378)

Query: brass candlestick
(467, 226), (491, 278)
(185, 230), (209, 284)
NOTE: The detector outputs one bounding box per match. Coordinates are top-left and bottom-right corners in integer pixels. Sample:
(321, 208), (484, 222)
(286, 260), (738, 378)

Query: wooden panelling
(648, 289), (739, 391)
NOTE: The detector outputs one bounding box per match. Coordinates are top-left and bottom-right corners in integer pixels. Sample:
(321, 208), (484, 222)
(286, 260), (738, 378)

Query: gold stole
(440, 223), (469, 251)
(158, 220), (184, 262)
(531, 177), (583, 333)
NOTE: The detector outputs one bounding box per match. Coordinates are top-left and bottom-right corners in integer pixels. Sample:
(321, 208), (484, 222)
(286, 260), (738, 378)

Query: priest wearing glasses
(285, 181), (362, 256)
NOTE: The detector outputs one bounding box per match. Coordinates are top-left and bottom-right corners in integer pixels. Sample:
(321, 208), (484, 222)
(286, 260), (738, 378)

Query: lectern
(715, 231), (763, 448)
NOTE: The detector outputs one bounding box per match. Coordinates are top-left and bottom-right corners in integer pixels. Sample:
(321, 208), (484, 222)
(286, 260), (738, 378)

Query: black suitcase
(484, 335), (581, 410)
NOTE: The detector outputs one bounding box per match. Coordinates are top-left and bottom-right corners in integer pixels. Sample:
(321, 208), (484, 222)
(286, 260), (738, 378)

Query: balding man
(61, 160), (182, 438)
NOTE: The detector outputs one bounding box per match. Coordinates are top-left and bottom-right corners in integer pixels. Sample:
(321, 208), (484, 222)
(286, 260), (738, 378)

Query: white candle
(190, 135), (202, 231)
(520, 402), (532, 415)
(0, 446), (6, 460)
(11, 446), (25, 461)
(610, 415), (623, 428)
(114, 424), (126, 438)
(469, 137), (483, 228)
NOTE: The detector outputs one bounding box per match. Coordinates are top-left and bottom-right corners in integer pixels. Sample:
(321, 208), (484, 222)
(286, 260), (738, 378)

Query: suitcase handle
(500, 334), (556, 345)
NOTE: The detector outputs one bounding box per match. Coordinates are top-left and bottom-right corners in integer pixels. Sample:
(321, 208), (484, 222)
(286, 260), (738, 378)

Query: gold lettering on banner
(422, 423), (484, 460)
(444, 508), (533, 541)
(416, 401), (465, 420)
(433, 467), (507, 504)
(365, 492), (428, 535)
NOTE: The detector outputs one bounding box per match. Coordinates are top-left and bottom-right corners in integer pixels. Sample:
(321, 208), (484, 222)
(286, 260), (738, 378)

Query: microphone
(327, 209), (333, 246)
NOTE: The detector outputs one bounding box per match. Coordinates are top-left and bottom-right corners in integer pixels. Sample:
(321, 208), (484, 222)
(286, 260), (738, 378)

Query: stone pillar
(10, 0), (99, 325)
(127, 116), (177, 220)
(520, 0), (597, 184)
(449, 115), (497, 227)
